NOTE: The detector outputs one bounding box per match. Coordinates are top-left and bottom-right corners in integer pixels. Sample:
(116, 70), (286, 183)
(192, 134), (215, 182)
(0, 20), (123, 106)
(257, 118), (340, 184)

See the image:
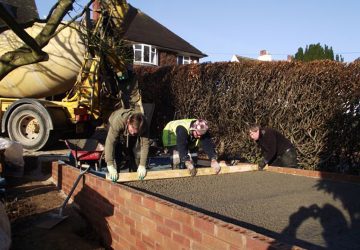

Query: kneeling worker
(162, 119), (221, 176)
(105, 108), (149, 181)
(248, 124), (298, 169)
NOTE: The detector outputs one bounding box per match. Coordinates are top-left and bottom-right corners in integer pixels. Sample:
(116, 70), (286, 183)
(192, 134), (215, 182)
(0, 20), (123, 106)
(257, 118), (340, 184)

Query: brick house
(122, 5), (207, 66)
(1, 0), (207, 66)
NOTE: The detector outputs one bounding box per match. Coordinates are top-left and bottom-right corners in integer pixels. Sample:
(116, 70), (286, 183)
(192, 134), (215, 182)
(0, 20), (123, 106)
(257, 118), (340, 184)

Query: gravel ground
(125, 171), (360, 250)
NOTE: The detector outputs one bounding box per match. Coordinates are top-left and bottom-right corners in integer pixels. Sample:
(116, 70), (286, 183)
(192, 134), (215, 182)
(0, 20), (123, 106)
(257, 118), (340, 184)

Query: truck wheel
(7, 104), (52, 151)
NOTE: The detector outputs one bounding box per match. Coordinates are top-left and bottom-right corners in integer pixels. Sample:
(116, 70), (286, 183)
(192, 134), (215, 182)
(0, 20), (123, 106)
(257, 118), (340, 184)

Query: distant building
(232, 50), (294, 62)
(230, 54), (255, 62)
(92, 1), (207, 66)
(123, 5), (207, 67)
(231, 50), (272, 62)
(257, 50), (272, 61)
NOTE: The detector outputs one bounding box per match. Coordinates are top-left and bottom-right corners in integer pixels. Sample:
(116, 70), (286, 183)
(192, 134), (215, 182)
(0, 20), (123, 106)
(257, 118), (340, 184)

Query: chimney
(260, 50), (268, 56)
(93, 0), (100, 21)
(258, 50), (272, 61)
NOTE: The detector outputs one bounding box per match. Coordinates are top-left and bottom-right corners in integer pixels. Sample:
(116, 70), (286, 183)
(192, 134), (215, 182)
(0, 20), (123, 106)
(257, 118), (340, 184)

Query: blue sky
(35, 0), (360, 62)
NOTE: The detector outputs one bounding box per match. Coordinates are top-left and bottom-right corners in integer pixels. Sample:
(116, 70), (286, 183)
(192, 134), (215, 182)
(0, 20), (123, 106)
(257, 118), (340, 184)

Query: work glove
(211, 159), (221, 174)
(185, 160), (197, 177)
(137, 165), (147, 180)
(107, 165), (119, 182)
(258, 160), (267, 171)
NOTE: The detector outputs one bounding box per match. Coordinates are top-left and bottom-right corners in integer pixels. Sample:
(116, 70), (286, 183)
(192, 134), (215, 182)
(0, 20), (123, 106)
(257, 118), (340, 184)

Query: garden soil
(4, 142), (105, 250)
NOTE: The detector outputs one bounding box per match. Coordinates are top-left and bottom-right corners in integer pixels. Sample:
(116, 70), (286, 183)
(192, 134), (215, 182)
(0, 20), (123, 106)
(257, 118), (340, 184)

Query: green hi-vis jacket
(162, 119), (198, 147)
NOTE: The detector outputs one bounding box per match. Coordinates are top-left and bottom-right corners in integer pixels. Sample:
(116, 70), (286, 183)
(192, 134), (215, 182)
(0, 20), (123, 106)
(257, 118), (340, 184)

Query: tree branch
(0, 4), (43, 54)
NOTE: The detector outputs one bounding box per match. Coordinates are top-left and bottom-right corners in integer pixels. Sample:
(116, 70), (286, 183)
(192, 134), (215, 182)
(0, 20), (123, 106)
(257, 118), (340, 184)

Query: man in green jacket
(162, 119), (221, 176)
(105, 108), (149, 181)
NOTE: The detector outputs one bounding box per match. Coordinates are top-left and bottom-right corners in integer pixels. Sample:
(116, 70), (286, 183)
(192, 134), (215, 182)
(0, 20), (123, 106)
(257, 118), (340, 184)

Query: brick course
(51, 162), (303, 249)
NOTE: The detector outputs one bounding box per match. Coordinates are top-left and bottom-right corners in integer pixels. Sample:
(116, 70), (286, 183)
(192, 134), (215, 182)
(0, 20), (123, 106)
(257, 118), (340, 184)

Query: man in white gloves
(105, 108), (149, 181)
(162, 119), (221, 176)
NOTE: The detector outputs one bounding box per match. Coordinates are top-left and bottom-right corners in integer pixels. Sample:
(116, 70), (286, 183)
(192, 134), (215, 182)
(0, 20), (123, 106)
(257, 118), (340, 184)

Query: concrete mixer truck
(0, 0), (140, 151)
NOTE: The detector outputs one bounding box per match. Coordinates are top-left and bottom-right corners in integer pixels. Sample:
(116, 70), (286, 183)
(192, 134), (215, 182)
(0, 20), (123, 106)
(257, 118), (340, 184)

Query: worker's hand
(137, 165), (147, 180)
(211, 159), (221, 174)
(258, 160), (266, 171)
(107, 165), (118, 182)
(185, 160), (197, 177)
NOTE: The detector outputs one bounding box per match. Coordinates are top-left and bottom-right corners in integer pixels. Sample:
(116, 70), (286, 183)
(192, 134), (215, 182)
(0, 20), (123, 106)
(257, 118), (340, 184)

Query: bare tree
(0, 0), (95, 80)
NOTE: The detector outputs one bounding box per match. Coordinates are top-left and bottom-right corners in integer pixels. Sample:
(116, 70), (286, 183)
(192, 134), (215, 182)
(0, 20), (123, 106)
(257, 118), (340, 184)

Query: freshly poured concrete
(125, 171), (360, 249)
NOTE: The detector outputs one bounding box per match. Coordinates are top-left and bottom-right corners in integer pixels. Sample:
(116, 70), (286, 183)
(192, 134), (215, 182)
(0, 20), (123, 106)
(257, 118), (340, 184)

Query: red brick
(155, 242), (166, 250)
(165, 218), (181, 231)
(157, 224), (172, 238)
(230, 245), (244, 250)
(202, 234), (230, 249)
(246, 234), (274, 250)
(142, 234), (156, 248)
(142, 196), (156, 210)
(121, 189), (133, 200)
(182, 224), (202, 242)
(113, 240), (128, 250)
(172, 209), (192, 224)
(129, 211), (144, 226)
(126, 200), (151, 217)
(114, 195), (125, 206)
(135, 216), (157, 236)
(133, 239), (147, 250)
(308, 170), (321, 178)
(155, 202), (173, 218)
(172, 232), (190, 247)
(124, 216), (135, 227)
(215, 224), (246, 246)
(191, 241), (208, 250)
(150, 211), (164, 224)
(194, 216), (215, 235)
(131, 193), (143, 204)
(162, 237), (183, 250)
(130, 227), (142, 238)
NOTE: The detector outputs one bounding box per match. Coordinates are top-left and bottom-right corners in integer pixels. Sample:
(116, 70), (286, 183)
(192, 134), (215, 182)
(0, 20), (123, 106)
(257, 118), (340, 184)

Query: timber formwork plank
(112, 163), (258, 182)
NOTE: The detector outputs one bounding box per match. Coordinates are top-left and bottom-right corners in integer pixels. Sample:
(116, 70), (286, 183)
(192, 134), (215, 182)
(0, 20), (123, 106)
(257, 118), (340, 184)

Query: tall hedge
(135, 61), (360, 172)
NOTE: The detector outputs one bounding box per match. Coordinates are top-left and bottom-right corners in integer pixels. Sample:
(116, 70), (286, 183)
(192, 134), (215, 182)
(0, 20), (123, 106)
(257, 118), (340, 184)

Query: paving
(125, 171), (360, 250)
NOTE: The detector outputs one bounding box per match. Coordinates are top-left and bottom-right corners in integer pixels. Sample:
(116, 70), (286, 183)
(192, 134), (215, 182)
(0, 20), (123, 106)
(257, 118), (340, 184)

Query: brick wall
(267, 166), (360, 183)
(51, 162), (301, 249)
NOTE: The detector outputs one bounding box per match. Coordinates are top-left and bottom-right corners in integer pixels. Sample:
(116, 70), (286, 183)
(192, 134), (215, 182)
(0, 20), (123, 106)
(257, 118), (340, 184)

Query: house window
(133, 44), (157, 65)
(177, 56), (191, 65)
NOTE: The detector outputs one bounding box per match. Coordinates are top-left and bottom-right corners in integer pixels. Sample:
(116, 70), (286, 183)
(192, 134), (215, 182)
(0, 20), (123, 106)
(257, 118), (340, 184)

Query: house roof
(231, 54), (256, 62)
(123, 5), (207, 58)
(0, 0), (38, 28)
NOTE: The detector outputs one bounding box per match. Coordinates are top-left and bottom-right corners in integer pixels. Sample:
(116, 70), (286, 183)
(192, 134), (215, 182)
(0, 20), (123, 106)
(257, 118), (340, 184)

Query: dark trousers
(272, 148), (298, 168)
(115, 136), (140, 172)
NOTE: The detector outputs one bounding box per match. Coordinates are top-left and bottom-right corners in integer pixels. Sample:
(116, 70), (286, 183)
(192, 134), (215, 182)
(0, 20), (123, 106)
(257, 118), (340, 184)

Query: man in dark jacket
(105, 108), (149, 181)
(162, 119), (221, 176)
(248, 124), (298, 169)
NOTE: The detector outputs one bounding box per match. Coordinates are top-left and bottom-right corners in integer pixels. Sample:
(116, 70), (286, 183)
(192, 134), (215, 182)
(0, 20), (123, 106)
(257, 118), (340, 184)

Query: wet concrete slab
(125, 171), (360, 249)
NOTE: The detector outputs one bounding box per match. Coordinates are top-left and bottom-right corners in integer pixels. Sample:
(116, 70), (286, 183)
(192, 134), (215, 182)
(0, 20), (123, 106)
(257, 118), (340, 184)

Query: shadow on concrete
(275, 177), (360, 250)
(125, 185), (322, 250)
